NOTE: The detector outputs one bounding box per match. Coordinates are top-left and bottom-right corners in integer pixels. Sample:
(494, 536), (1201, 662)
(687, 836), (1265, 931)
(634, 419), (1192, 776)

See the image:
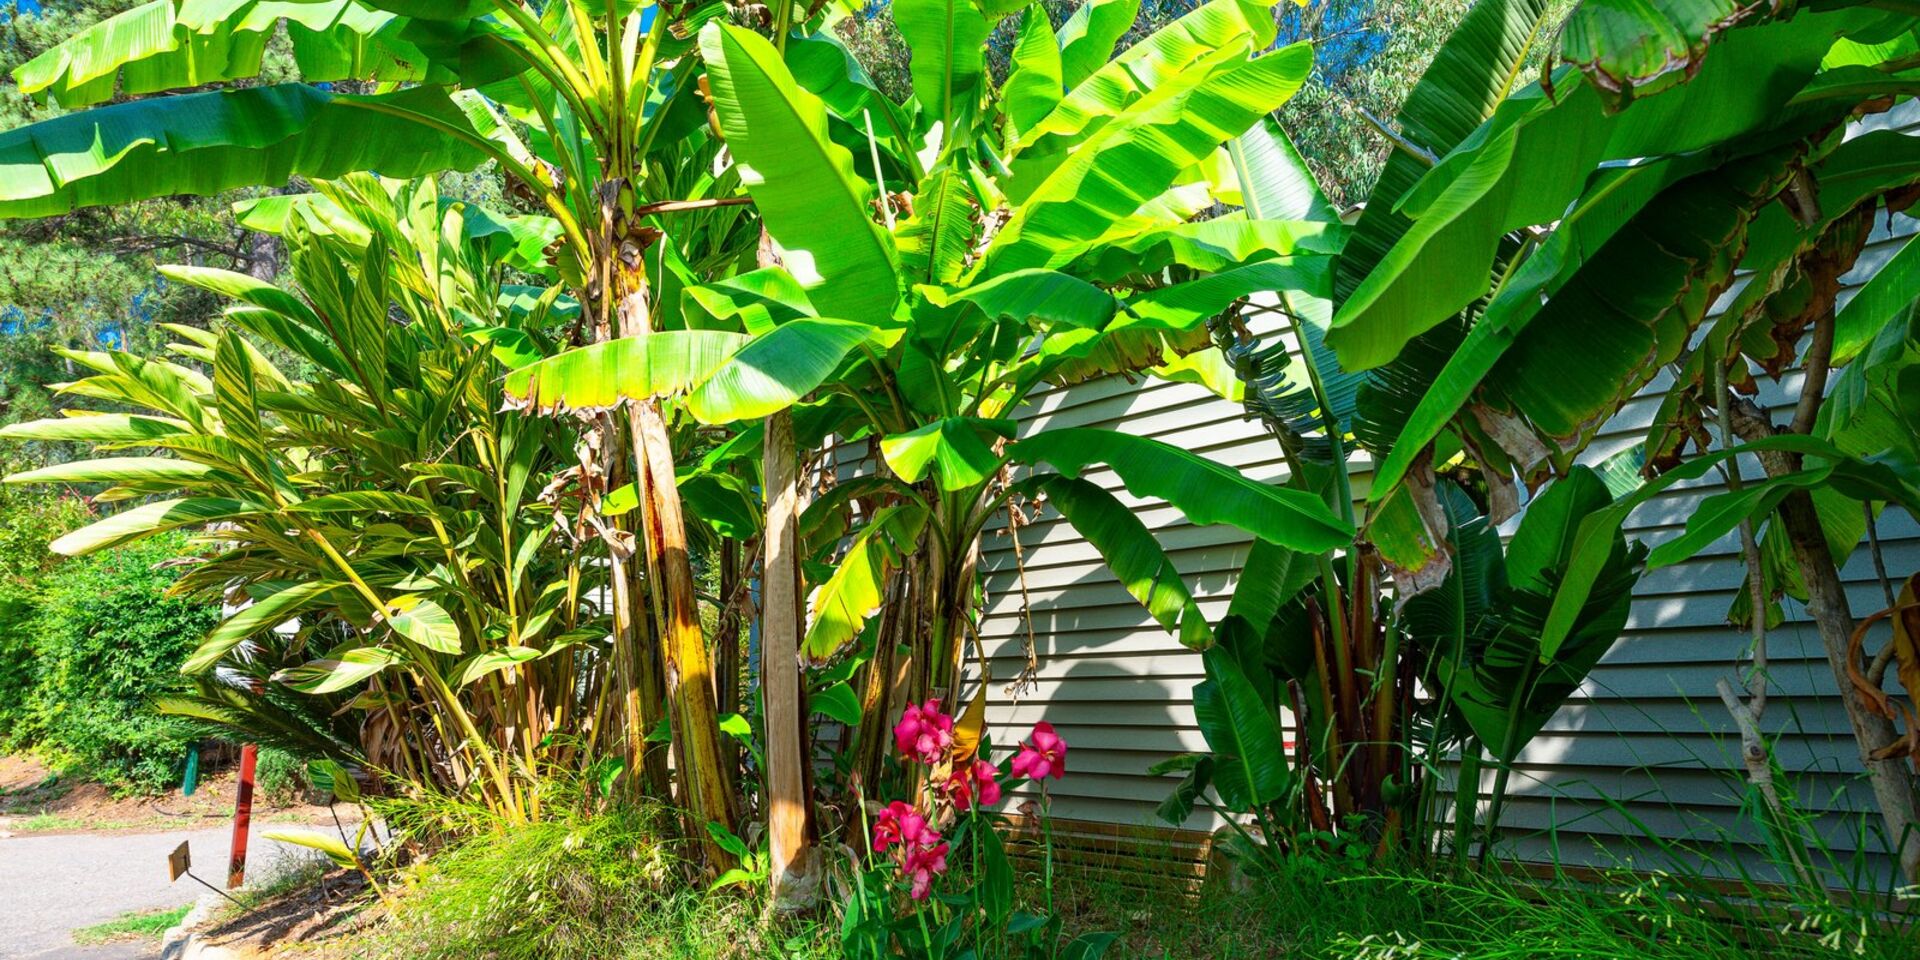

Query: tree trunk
(762, 410), (817, 911)
(1774, 488), (1920, 883)
(613, 233), (737, 872)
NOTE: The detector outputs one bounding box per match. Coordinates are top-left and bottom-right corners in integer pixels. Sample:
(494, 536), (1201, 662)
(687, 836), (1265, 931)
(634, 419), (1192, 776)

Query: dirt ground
(0, 755), (337, 836)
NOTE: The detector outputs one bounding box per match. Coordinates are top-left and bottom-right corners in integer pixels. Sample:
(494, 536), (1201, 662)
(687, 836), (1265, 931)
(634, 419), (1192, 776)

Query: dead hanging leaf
(1368, 452), (1453, 601)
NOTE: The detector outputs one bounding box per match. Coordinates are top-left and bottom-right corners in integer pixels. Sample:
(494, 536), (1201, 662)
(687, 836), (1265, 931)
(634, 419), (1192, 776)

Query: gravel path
(1, 824), (337, 960)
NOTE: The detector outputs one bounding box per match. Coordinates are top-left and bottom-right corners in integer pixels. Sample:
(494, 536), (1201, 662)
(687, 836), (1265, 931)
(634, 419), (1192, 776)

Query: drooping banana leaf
(0, 83), (492, 219)
(1008, 428), (1353, 553)
(15, 0), (514, 109)
(1019, 474), (1213, 647)
(1557, 0), (1787, 111)
(1195, 645), (1292, 809)
(502, 320), (874, 423)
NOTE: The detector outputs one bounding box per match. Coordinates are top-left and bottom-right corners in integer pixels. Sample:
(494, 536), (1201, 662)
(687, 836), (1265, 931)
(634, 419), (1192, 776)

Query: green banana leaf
(892, 0), (992, 137)
(1195, 645), (1291, 809)
(501, 320), (873, 424)
(1020, 474), (1212, 647)
(0, 83), (491, 219)
(1002, 7), (1063, 145)
(1056, 0), (1142, 90)
(1016, 0), (1279, 153)
(1326, 10), (1863, 371)
(880, 417), (1014, 492)
(1558, 0), (1782, 110)
(1008, 428), (1353, 553)
(985, 41), (1312, 275)
(15, 0), (513, 109)
(699, 23), (902, 323)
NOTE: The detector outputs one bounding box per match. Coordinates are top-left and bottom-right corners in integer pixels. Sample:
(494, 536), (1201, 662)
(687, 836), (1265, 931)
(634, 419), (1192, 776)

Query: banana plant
(504, 0), (1353, 813)
(0, 176), (615, 823)
(1314, 0), (1920, 879)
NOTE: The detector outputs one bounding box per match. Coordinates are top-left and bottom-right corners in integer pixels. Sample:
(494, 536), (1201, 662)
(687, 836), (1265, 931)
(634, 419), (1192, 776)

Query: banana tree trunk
(1775, 489), (1920, 884)
(613, 239), (738, 872)
(763, 410), (817, 910)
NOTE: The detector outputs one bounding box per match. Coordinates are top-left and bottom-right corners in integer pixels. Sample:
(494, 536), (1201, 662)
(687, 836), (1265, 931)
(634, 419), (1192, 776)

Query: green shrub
(252, 747), (309, 806)
(21, 532), (220, 793)
(0, 485), (88, 743)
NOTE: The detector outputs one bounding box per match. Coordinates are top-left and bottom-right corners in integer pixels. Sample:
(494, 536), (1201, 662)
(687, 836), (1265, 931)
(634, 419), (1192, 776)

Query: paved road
(1, 824), (336, 960)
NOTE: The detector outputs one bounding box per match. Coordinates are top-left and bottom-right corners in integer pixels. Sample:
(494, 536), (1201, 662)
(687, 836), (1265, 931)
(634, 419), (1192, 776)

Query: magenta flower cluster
(876, 700), (1069, 899)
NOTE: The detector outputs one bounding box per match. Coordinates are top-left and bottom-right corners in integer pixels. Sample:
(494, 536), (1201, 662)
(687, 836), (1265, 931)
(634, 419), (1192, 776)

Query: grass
(12, 812), (147, 832)
(72, 904), (191, 945)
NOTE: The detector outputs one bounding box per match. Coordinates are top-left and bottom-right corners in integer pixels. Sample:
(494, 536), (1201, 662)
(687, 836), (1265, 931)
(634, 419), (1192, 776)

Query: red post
(227, 744), (257, 889)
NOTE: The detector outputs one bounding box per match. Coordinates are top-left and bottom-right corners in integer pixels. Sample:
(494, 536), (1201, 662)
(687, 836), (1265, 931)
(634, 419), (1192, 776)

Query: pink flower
(902, 838), (950, 900)
(892, 698), (955, 765)
(944, 758), (1003, 811)
(1010, 721), (1067, 781)
(872, 800), (919, 853)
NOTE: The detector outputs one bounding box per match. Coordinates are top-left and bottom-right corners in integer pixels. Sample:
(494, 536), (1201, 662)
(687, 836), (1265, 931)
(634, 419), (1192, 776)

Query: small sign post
(165, 840), (245, 909)
(228, 743), (258, 889)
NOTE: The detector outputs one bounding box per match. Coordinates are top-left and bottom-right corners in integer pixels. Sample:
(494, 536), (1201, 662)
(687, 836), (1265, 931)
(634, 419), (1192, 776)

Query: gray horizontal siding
(942, 101), (1920, 881)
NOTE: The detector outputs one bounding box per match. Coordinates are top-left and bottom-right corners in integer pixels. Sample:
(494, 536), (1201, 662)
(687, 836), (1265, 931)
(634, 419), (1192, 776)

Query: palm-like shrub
(3, 176), (597, 818)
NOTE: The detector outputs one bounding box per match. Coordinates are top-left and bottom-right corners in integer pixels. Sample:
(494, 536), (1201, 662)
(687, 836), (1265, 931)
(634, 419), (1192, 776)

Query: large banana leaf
(1422, 468), (1642, 761)
(1331, 0), (1553, 310)
(1195, 645), (1291, 809)
(1326, 11), (1864, 370)
(1020, 474), (1212, 647)
(0, 83), (490, 219)
(880, 417), (1014, 492)
(984, 43), (1314, 275)
(699, 23), (901, 323)
(1227, 116), (1339, 223)
(1537, 435), (1920, 661)
(1016, 0), (1279, 153)
(502, 321), (874, 423)
(892, 0), (992, 138)
(1001, 7), (1063, 145)
(1055, 0), (1142, 90)
(15, 0), (512, 109)
(1008, 428), (1353, 553)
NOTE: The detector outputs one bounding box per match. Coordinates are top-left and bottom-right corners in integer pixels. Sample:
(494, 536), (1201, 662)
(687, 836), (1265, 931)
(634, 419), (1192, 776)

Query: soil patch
(203, 866), (377, 960)
(0, 754), (335, 835)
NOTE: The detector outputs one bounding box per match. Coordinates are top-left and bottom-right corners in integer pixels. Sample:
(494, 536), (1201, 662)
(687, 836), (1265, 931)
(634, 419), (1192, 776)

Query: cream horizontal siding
(940, 102), (1920, 881)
